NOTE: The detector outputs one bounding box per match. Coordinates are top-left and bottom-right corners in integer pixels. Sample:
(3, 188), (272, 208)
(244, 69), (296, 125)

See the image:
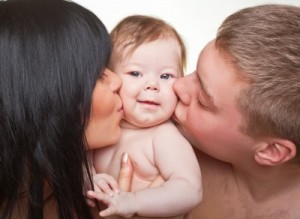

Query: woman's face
(85, 68), (123, 149)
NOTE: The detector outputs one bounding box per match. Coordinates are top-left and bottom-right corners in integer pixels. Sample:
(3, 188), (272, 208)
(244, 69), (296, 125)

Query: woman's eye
(161, 73), (174, 79)
(99, 72), (108, 81)
(129, 71), (141, 77)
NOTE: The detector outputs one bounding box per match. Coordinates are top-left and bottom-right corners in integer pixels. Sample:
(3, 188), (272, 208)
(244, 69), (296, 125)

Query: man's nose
(173, 74), (193, 105)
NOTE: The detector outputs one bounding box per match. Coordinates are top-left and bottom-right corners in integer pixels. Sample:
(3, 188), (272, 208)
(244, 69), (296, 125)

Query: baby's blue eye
(161, 73), (174, 79)
(129, 71), (141, 77)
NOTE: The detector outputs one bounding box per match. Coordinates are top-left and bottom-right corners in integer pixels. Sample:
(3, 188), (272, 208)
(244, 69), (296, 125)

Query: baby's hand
(86, 190), (137, 218)
(93, 173), (120, 195)
(86, 173), (120, 207)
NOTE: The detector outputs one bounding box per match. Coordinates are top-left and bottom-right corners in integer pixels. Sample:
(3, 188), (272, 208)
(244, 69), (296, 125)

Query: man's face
(173, 40), (255, 163)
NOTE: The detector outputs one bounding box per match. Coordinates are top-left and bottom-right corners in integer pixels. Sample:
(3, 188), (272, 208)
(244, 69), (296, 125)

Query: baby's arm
(132, 122), (202, 216)
(87, 122), (202, 218)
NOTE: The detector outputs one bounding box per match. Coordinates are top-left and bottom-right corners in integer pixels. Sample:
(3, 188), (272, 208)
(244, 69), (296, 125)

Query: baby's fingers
(99, 206), (117, 217)
(85, 198), (96, 207)
(87, 190), (111, 205)
(94, 174), (120, 194)
(87, 191), (117, 217)
(95, 181), (115, 196)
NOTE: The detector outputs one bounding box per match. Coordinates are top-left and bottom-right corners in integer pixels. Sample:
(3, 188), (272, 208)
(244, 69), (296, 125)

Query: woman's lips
(117, 104), (124, 116)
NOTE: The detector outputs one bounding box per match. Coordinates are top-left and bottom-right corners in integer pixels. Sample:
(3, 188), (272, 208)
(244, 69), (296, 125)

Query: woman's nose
(105, 68), (122, 92)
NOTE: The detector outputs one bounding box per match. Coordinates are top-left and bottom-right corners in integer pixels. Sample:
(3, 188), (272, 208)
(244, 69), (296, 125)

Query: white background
(73, 0), (300, 74)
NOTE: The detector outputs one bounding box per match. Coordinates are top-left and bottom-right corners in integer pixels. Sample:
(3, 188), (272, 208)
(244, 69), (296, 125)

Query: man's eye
(129, 71), (141, 77)
(161, 73), (174, 79)
(197, 99), (209, 110)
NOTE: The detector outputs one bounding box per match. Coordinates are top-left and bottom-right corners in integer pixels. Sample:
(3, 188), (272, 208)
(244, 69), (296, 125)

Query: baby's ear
(254, 139), (296, 166)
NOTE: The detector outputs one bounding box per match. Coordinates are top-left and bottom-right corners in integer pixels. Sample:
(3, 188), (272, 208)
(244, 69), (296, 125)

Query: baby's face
(111, 38), (181, 128)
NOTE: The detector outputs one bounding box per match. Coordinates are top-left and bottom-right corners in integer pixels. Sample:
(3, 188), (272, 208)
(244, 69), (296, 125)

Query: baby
(88, 15), (202, 219)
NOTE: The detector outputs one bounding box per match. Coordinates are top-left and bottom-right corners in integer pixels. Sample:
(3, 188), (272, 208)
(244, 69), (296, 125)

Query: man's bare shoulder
(192, 150), (232, 178)
(187, 150), (300, 219)
(186, 150), (243, 219)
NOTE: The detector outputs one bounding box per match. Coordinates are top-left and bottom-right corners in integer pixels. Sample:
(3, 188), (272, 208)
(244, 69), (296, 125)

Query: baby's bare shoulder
(153, 120), (190, 146)
(154, 120), (181, 133)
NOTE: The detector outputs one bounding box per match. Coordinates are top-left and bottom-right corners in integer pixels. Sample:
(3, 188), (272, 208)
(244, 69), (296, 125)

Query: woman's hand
(87, 153), (165, 218)
(87, 153), (136, 217)
(117, 152), (165, 191)
(87, 152), (165, 217)
(117, 153), (134, 192)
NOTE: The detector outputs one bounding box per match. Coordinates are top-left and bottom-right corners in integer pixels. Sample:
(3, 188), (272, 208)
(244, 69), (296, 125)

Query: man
(173, 4), (300, 219)
(117, 4), (300, 219)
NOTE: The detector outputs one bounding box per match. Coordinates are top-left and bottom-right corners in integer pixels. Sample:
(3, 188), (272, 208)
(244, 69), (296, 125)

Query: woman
(0, 0), (122, 218)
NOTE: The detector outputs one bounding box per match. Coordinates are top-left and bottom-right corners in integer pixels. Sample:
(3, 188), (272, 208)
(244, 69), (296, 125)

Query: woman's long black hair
(0, 0), (111, 218)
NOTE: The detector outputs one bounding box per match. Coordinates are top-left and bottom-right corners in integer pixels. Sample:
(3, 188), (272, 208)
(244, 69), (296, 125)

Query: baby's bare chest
(117, 132), (159, 176)
(94, 129), (160, 188)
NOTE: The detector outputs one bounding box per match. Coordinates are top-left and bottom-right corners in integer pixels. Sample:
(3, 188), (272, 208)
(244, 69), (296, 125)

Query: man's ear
(254, 139), (297, 166)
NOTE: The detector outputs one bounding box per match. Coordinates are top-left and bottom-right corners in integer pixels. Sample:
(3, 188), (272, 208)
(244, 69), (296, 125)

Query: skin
(110, 38), (300, 219)
(85, 68), (123, 149)
(11, 69), (123, 219)
(85, 67), (124, 206)
(173, 40), (254, 164)
(90, 38), (202, 219)
(172, 40), (300, 219)
(114, 39), (180, 128)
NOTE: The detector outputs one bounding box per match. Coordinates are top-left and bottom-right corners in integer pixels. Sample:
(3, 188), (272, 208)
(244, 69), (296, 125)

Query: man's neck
(232, 161), (300, 201)
(190, 150), (300, 219)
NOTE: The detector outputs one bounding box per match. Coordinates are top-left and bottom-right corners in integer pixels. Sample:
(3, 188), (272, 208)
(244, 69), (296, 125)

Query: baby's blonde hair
(110, 15), (186, 76)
